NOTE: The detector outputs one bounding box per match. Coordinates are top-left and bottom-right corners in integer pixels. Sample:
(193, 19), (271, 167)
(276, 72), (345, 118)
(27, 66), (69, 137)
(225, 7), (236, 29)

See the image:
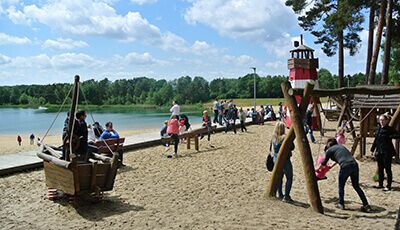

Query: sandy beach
(0, 121), (399, 229)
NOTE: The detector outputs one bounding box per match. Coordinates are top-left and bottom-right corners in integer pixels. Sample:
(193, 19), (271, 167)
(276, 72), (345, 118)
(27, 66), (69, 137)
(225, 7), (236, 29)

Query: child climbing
(335, 127), (346, 144)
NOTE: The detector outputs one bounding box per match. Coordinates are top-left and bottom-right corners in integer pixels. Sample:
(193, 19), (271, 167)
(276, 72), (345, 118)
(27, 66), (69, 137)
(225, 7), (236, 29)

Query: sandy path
(0, 122), (399, 229)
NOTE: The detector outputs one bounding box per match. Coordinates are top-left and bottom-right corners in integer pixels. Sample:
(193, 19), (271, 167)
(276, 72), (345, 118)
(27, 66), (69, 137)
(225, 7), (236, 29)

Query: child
(335, 127), (346, 144)
(160, 120), (169, 151)
(315, 154), (336, 180)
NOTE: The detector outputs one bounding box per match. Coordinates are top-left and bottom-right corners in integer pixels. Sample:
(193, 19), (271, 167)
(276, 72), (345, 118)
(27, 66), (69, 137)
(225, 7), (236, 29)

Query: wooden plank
(292, 86), (400, 97)
(90, 162), (98, 190)
(43, 161), (75, 195)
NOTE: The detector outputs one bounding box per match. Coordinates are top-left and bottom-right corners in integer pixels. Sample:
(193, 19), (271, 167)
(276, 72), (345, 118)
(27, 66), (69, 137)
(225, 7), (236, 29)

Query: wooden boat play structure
(37, 75), (119, 203)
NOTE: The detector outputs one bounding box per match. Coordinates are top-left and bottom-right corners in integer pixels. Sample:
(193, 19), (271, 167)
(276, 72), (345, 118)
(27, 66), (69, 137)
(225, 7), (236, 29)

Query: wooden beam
(265, 82), (314, 198)
(292, 86), (400, 97)
(282, 81), (324, 214)
(186, 137), (191, 149)
(65, 75), (80, 162)
(194, 136), (199, 151)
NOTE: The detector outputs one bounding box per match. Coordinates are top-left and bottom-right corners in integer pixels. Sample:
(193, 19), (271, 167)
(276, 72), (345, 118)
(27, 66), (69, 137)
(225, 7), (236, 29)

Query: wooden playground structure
(266, 81), (400, 214)
(37, 75), (120, 203)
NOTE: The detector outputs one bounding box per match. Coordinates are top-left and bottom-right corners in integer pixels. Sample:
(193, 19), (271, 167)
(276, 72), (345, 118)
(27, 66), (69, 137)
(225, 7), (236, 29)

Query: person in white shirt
(170, 101), (180, 118)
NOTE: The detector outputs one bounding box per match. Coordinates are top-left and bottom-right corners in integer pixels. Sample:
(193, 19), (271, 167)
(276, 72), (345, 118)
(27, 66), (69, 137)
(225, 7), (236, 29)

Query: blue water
(0, 108), (201, 136)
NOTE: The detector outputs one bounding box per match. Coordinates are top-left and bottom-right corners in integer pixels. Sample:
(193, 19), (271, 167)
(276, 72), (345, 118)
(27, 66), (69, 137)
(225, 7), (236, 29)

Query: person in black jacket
(370, 114), (400, 191)
(224, 105), (237, 134)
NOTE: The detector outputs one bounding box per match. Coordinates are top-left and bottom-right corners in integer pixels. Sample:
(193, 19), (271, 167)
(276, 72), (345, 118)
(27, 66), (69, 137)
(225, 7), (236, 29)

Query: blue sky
(0, 0), (375, 86)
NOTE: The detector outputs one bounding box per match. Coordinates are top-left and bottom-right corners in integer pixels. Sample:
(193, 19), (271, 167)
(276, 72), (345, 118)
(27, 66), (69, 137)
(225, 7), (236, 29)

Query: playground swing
(36, 75), (120, 204)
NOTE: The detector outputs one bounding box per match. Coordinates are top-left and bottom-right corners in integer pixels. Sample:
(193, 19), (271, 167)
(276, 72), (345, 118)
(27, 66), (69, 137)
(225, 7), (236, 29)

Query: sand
(0, 128), (159, 156)
(0, 122), (399, 229)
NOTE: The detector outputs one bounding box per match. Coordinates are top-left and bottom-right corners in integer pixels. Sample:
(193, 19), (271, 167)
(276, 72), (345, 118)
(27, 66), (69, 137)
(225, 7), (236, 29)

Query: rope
(80, 87), (115, 154)
(41, 86), (73, 143)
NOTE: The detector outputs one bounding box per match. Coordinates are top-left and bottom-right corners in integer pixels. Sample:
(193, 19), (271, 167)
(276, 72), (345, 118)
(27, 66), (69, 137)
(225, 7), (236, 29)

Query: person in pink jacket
(167, 115), (180, 158)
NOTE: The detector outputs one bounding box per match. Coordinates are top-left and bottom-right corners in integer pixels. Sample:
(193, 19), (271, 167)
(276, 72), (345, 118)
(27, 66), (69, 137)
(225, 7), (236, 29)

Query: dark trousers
(377, 154), (392, 188)
(200, 125), (211, 141)
(169, 134), (179, 153)
(338, 163), (368, 206)
(213, 110), (218, 123)
(225, 120), (236, 134)
(240, 120), (247, 132)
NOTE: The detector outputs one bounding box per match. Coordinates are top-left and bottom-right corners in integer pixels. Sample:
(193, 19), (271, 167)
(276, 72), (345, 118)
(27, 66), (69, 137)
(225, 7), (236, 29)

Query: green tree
(286, 0), (364, 87)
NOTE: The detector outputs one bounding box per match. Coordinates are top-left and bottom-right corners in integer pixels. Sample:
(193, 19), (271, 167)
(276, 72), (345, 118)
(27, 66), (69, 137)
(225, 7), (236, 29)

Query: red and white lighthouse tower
(285, 36), (321, 130)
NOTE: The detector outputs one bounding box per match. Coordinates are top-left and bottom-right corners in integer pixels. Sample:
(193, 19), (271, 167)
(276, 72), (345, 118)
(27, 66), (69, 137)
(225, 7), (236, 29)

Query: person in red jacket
(167, 115), (180, 158)
(17, 135), (22, 146)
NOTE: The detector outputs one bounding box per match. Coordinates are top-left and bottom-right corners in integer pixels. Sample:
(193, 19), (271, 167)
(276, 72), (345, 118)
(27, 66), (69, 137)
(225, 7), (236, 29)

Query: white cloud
(8, 0), (188, 52)
(0, 53), (101, 70)
(191, 40), (218, 55)
(124, 52), (167, 65)
(130, 0), (158, 5)
(223, 54), (256, 66)
(0, 32), (31, 45)
(0, 54), (12, 64)
(42, 38), (88, 50)
(184, 0), (297, 43)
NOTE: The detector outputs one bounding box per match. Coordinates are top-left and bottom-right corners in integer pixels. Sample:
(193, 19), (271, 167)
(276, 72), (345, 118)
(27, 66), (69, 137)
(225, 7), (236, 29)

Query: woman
(320, 138), (371, 212)
(272, 122), (294, 203)
(167, 115), (180, 158)
(371, 114), (400, 191)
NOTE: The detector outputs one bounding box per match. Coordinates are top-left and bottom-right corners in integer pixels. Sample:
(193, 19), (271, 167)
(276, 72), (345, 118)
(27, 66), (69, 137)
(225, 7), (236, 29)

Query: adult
(167, 115), (180, 158)
(93, 121), (104, 138)
(30, 133), (35, 145)
(239, 107), (247, 132)
(17, 135), (22, 146)
(170, 100), (180, 118)
(100, 121), (124, 166)
(212, 99), (219, 124)
(278, 102), (284, 121)
(370, 114), (400, 191)
(218, 100), (224, 125)
(272, 122), (294, 203)
(319, 138), (371, 211)
(304, 108), (316, 143)
(61, 112), (69, 160)
(225, 105), (237, 134)
(74, 110), (88, 158)
(258, 105), (265, 125)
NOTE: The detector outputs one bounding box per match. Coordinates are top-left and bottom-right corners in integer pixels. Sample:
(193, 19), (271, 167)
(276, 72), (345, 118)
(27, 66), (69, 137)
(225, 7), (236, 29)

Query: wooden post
(359, 137), (364, 158)
(194, 136), (199, 151)
(351, 135), (360, 156)
(265, 82), (315, 198)
(65, 75), (80, 162)
(312, 97), (323, 136)
(186, 137), (191, 149)
(337, 99), (348, 128)
(282, 81), (324, 214)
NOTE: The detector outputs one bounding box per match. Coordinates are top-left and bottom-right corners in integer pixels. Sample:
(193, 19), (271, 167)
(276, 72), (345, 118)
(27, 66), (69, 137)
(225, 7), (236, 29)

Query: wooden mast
(265, 81), (314, 198)
(65, 75), (80, 162)
(282, 81), (324, 214)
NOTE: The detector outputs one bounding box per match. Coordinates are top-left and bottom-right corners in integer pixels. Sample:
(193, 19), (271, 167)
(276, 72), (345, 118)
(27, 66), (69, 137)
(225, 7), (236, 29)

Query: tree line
(0, 69), (386, 106)
(286, 0), (400, 86)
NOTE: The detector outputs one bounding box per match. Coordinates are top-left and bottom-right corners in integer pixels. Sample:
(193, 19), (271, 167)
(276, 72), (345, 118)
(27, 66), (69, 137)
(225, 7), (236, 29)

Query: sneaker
(173, 152), (178, 158)
(335, 203), (345, 210)
(383, 187), (392, 191)
(360, 205), (372, 212)
(282, 196), (294, 204)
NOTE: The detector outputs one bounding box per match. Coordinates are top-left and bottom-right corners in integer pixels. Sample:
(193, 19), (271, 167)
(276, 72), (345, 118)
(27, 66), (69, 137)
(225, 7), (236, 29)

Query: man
(319, 138), (371, 212)
(212, 99), (219, 124)
(169, 100), (180, 118)
(100, 121), (124, 167)
(75, 110), (88, 158)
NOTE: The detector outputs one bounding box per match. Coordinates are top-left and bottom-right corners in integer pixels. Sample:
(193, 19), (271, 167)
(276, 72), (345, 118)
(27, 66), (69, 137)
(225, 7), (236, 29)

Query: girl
(335, 127), (346, 144)
(167, 115), (180, 158)
(272, 122), (294, 203)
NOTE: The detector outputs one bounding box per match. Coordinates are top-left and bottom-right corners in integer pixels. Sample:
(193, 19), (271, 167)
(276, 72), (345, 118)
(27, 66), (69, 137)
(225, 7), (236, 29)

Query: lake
(0, 108), (201, 136)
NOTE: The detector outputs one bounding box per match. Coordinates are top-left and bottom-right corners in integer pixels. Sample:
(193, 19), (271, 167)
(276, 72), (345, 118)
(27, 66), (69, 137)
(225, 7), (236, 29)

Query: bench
(95, 138), (125, 157)
(161, 125), (217, 151)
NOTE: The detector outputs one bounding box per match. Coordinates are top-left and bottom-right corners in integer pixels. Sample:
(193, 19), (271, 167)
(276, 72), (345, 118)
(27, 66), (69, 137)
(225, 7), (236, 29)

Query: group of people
(16, 133), (37, 146)
(61, 110), (124, 166)
(271, 113), (400, 212)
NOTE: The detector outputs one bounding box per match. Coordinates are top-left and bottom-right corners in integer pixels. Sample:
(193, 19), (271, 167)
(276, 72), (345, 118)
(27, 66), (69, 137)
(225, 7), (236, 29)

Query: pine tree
(286, 0), (364, 87)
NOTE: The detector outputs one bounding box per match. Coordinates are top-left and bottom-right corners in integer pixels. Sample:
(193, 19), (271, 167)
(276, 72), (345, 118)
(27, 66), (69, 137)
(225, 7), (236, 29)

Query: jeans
(225, 120), (237, 134)
(273, 155), (293, 198)
(213, 110), (218, 123)
(169, 134), (179, 154)
(338, 163), (369, 206)
(304, 125), (316, 143)
(377, 154), (392, 188)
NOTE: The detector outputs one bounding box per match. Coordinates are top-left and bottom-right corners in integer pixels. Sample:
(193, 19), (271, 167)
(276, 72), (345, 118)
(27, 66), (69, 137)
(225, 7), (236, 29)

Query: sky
(0, 0), (376, 86)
